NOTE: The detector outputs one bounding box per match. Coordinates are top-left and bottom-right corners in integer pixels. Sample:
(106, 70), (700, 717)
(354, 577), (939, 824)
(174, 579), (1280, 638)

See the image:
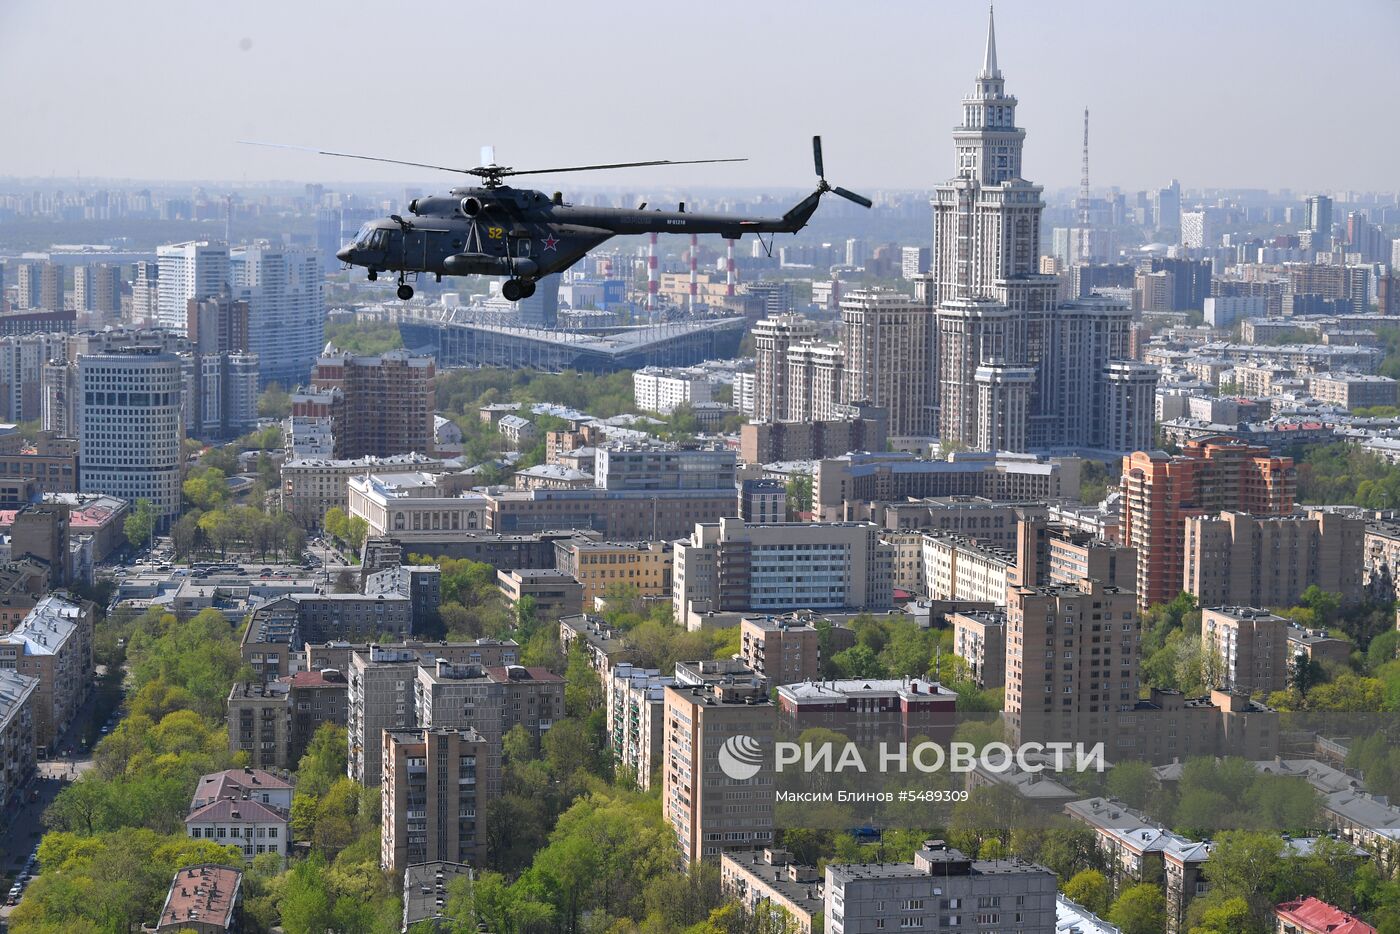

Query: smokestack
(689, 234), (698, 312)
(647, 231), (658, 318)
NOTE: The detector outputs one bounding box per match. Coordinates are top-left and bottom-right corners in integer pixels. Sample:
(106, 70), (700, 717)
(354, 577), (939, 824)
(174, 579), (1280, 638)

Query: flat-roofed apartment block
(1201, 607), (1289, 696)
(496, 568), (583, 619)
(558, 614), (633, 682)
(739, 615), (821, 686)
(381, 727), (491, 872)
(1014, 515), (1135, 590)
(553, 537), (673, 607)
(1183, 509), (1364, 609)
(816, 451), (1080, 523)
(776, 677), (958, 744)
(720, 848), (824, 934)
(607, 662), (673, 789)
(950, 610), (1006, 688)
(663, 675), (775, 863)
(825, 841), (1057, 934)
(1122, 438), (1295, 610)
(1307, 373), (1399, 410)
(0, 594), (93, 749)
(673, 518), (894, 630)
(922, 532), (1016, 605)
(227, 680), (292, 770)
(306, 638), (517, 676)
(414, 660), (564, 797)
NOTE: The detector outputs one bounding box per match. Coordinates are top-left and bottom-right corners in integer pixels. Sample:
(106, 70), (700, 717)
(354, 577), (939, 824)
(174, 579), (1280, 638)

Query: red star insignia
(542, 235), (560, 251)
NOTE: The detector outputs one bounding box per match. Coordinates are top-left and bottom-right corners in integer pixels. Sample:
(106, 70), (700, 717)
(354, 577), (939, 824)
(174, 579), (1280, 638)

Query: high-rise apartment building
(0, 669), (38, 812)
(1305, 195), (1333, 248)
(230, 244), (325, 389)
(1121, 439), (1296, 609)
(929, 12), (1154, 452)
(77, 347), (185, 521)
(663, 677), (775, 863)
(186, 290), (258, 440)
(157, 241), (230, 331)
(73, 263), (120, 316)
(1004, 577), (1140, 750)
(0, 332), (68, 423)
(380, 727), (491, 872)
(840, 289), (936, 437)
(1182, 509), (1363, 609)
(311, 348), (436, 459)
(783, 340), (845, 422)
(130, 261), (160, 324)
(1200, 607), (1289, 696)
(753, 314), (816, 422)
(15, 262), (61, 310)
(738, 615), (821, 686)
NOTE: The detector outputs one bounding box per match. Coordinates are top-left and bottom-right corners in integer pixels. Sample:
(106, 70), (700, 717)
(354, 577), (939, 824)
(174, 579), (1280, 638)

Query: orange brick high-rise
(1121, 438), (1295, 609)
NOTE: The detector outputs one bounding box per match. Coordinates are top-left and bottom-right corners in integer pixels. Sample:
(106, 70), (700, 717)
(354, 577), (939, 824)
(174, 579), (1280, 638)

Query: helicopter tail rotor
(813, 135), (873, 209)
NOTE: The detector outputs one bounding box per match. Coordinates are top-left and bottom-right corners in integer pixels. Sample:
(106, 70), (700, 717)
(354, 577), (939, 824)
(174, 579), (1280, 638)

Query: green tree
(1108, 884), (1166, 934)
(124, 498), (157, 550)
(257, 382), (292, 418)
(785, 474), (813, 517)
(1062, 869), (1112, 917)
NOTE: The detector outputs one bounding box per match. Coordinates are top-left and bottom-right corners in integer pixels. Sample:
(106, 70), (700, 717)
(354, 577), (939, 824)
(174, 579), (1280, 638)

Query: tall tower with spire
(932, 6), (1058, 449)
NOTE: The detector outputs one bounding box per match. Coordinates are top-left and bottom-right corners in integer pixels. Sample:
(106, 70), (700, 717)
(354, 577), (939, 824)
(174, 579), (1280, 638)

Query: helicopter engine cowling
(443, 253), (540, 277)
(460, 196), (484, 217)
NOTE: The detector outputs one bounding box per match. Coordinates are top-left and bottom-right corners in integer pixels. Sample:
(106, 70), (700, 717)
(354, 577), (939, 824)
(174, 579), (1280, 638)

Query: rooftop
(156, 864), (242, 933)
(1275, 897), (1377, 934)
(186, 796), (287, 825)
(1, 594), (86, 656)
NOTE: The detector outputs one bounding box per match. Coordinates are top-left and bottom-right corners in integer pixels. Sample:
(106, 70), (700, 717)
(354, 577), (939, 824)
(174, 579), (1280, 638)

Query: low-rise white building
(185, 796), (289, 864)
(280, 452), (446, 528)
(632, 366), (715, 414)
(347, 472), (489, 543)
(921, 532), (1014, 605)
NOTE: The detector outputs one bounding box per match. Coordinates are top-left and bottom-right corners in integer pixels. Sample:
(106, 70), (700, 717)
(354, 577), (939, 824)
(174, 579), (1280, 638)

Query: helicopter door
(401, 227), (429, 271)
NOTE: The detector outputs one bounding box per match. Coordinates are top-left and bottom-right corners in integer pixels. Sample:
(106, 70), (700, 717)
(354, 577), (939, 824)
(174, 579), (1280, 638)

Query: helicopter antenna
(238, 141), (744, 188)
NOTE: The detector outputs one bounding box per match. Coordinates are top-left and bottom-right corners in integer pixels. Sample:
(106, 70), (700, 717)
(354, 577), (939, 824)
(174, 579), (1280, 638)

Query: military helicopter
(247, 137), (871, 301)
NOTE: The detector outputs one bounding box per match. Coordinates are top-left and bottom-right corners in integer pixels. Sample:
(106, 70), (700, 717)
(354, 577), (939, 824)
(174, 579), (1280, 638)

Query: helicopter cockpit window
(369, 229), (391, 251)
(353, 224), (375, 248)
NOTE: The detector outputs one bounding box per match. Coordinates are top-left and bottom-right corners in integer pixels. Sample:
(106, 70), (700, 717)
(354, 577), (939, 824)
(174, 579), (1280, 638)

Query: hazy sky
(3, 0), (1398, 195)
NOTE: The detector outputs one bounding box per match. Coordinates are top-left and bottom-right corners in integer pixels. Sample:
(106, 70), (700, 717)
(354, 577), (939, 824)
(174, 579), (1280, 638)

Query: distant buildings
(632, 366), (713, 414)
(552, 537), (672, 607)
(230, 243), (325, 389)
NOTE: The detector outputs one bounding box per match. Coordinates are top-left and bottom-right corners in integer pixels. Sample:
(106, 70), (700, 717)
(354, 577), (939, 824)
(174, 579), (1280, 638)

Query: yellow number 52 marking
(487, 226), (505, 239)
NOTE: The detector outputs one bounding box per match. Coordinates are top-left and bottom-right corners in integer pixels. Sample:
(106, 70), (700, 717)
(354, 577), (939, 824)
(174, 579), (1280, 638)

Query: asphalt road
(0, 679), (107, 928)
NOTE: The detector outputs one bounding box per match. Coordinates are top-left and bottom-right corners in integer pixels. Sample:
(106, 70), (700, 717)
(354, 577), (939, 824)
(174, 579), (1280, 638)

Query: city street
(0, 680), (107, 928)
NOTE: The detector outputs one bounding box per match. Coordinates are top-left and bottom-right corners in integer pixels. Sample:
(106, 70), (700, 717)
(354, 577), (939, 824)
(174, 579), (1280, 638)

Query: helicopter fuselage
(335, 183), (825, 284)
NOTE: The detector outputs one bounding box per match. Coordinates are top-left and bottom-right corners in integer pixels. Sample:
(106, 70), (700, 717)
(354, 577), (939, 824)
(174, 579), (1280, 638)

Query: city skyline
(3, 1), (1399, 193)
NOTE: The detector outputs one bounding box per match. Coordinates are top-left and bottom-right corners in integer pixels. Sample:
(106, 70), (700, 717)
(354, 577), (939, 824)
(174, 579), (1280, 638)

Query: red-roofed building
(1276, 897), (1378, 934)
(191, 768), (293, 813)
(153, 864), (243, 933)
(185, 797), (289, 864)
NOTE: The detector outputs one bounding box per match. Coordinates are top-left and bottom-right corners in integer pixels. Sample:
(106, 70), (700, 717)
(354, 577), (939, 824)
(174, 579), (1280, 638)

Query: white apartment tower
(77, 348), (185, 521)
(230, 244), (326, 389)
(156, 242), (229, 332)
(752, 314), (817, 423)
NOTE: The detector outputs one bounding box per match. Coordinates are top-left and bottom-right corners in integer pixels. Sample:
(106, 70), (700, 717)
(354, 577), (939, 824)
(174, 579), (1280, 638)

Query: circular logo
(718, 734), (764, 781)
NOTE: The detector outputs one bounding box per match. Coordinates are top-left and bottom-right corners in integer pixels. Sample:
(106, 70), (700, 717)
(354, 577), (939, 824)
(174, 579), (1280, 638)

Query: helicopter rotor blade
(813, 136), (825, 180)
(832, 186), (874, 209)
(493, 157), (746, 179)
(237, 141), (476, 175)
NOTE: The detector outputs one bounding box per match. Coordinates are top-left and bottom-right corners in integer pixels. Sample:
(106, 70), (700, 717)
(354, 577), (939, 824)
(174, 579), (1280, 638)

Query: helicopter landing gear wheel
(518, 279), (536, 299)
(367, 269), (378, 281)
(396, 280), (414, 301)
(501, 279), (523, 302)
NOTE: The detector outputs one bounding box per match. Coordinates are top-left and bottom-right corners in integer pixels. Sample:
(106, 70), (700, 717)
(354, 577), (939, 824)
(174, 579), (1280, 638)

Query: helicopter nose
(335, 246), (353, 264)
